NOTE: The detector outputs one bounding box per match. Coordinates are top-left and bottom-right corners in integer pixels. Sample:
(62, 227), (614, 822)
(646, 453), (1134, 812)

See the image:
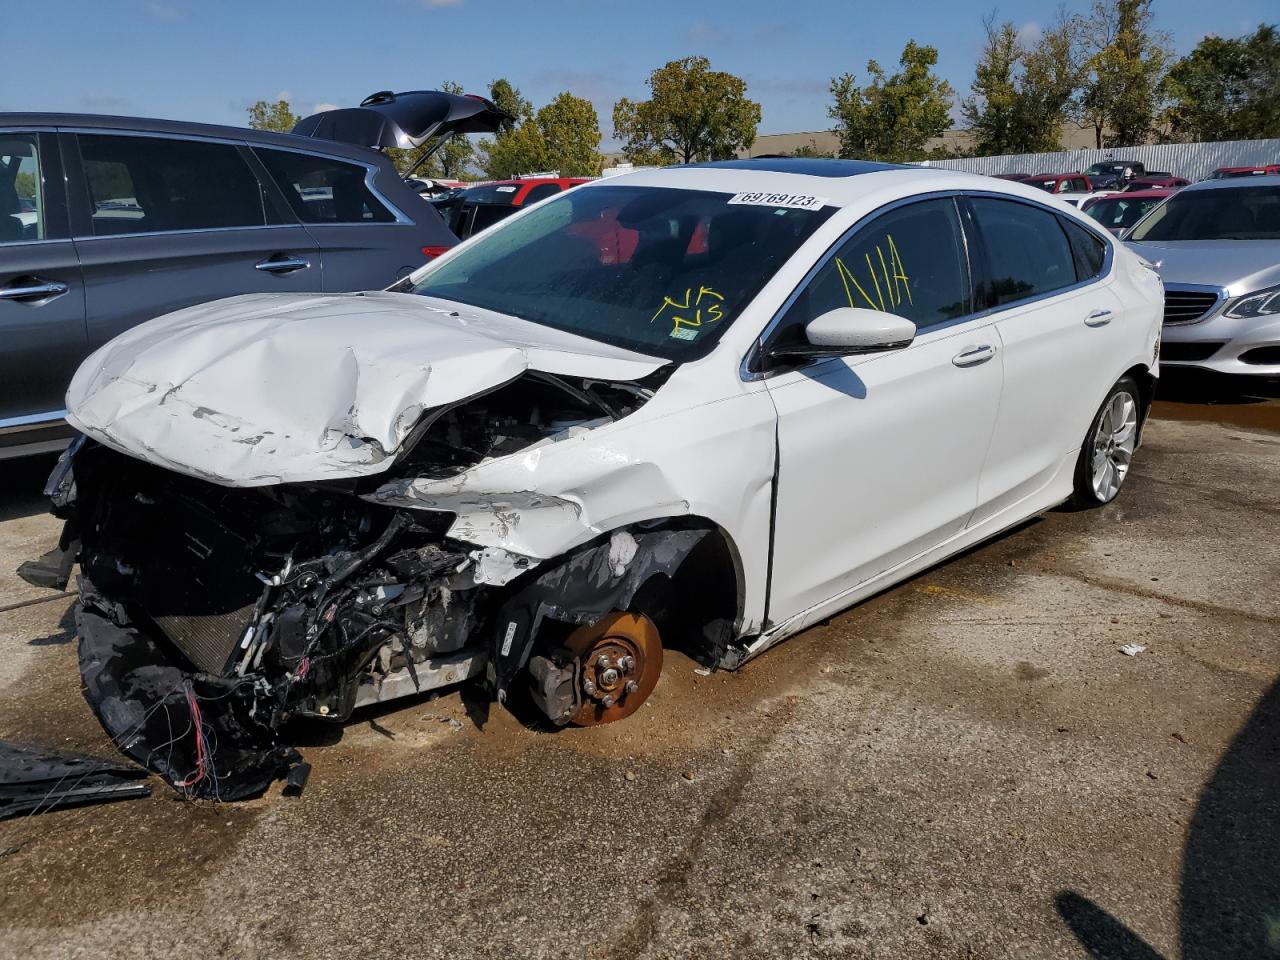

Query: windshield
(1085, 196), (1164, 232)
(1087, 163), (1121, 175)
(1128, 185), (1280, 241)
(411, 184), (835, 361)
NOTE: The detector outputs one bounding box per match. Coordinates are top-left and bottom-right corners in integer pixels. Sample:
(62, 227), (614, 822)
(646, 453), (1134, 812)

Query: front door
(0, 131), (87, 436)
(761, 197), (1004, 625)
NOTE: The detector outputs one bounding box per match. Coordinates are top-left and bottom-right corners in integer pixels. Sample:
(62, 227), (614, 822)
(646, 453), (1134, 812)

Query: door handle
(952, 344), (997, 367)
(1084, 309), (1113, 327)
(255, 255), (311, 274)
(0, 278), (70, 303)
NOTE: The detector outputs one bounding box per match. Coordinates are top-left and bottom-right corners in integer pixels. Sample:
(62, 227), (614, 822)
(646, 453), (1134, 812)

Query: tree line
(247, 1), (1280, 177)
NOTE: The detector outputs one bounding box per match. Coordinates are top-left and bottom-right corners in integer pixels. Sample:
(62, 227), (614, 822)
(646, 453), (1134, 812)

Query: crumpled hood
(66, 292), (665, 486)
(1124, 240), (1280, 297)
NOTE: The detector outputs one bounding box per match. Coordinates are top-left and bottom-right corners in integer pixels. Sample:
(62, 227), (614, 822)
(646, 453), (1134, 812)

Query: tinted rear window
(78, 134), (268, 236)
(460, 183), (522, 205)
(971, 198), (1077, 306)
(254, 148), (395, 223)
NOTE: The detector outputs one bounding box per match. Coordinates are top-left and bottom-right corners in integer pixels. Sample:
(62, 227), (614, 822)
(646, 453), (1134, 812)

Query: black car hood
(292, 90), (513, 151)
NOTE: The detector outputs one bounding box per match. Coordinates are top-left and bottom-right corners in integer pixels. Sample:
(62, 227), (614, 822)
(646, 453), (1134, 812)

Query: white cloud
(275, 89), (293, 103)
(143, 1), (182, 18)
(1016, 21), (1043, 46)
(313, 103), (340, 114)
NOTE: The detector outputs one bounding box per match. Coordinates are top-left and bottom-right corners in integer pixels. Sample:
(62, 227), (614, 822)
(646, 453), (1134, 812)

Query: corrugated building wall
(923, 140), (1280, 181)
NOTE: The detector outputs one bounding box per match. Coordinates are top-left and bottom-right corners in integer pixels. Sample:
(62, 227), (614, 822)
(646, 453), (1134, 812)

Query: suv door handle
(255, 255), (311, 274)
(952, 344), (997, 367)
(1084, 309), (1113, 327)
(0, 278), (70, 303)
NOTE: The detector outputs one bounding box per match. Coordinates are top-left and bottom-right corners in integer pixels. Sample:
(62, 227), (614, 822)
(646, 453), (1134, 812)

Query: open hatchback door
(292, 90), (513, 175)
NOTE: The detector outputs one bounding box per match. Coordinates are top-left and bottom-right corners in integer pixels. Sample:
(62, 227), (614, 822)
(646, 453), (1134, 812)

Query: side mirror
(768, 307), (916, 361)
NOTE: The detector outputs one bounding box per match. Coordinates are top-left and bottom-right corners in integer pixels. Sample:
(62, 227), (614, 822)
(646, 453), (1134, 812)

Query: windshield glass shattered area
(1129, 185), (1280, 241)
(411, 184), (835, 360)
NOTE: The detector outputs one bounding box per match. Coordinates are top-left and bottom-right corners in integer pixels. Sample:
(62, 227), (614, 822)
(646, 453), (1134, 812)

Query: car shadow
(1056, 677), (1280, 958)
(0, 453), (60, 524)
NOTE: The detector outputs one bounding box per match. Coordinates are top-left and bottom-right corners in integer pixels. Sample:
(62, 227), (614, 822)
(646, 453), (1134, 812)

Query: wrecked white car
(24, 158), (1163, 798)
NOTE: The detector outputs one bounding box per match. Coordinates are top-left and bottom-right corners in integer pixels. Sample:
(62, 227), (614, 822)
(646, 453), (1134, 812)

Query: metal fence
(922, 139), (1280, 181)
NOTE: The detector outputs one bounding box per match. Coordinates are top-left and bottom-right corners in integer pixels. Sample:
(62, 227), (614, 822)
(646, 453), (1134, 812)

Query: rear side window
(78, 134), (268, 236)
(783, 197), (971, 332)
(1060, 216), (1107, 281)
(523, 183), (562, 204)
(971, 198), (1076, 307)
(255, 149), (395, 223)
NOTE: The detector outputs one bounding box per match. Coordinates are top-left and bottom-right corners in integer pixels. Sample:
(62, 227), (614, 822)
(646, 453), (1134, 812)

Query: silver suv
(0, 91), (510, 459)
(1125, 176), (1280, 376)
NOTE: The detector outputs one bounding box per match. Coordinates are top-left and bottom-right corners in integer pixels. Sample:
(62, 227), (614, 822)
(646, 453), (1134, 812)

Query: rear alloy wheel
(1073, 376), (1140, 508)
(565, 612), (662, 726)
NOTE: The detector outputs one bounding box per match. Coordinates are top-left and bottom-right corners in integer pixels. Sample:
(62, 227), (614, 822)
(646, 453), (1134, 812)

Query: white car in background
(34, 158), (1163, 798)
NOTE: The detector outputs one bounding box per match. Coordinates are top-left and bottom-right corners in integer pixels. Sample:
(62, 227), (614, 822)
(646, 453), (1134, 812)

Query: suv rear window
(78, 134), (268, 236)
(254, 149), (395, 224)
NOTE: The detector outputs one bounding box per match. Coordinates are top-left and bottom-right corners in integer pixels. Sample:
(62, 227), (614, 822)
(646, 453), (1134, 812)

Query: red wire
(175, 685), (207, 790)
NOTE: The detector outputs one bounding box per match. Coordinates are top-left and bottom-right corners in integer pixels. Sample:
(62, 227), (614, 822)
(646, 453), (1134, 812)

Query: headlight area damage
(30, 370), (737, 800)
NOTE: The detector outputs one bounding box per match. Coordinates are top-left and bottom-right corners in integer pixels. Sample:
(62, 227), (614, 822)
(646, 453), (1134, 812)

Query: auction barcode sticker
(727, 192), (827, 210)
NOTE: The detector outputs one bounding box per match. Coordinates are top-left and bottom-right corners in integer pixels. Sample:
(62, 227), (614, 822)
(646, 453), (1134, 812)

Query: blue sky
(2, 0), (1271, 146)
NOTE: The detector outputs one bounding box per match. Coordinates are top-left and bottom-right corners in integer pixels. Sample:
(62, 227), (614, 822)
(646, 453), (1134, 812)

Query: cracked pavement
(1, 377), (1277, 960)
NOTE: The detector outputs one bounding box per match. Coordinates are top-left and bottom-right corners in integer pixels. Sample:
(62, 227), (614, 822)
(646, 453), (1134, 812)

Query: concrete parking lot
(1, 373), (1277, 960)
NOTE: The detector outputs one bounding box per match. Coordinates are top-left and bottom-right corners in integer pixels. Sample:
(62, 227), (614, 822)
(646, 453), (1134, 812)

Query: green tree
(787, 141), (835, 159)
(388, 81), (476, 179)
(537, 93), (603, 176)
(1162, 24), (1280, 142)
(478, 92), (604, 179)
(488, 78), (533, 133)
(828, 41), (954, 162)
(612, 57), (761, 164)
(1076, 0), (1171, 148)
(478, 120), (551, 179)
(962, 15), (1082, 155)
(246, 99), (299, 133)
(14, 170), (36, 201)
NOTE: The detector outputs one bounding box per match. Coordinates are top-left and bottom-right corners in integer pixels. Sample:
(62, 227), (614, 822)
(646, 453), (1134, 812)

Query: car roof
(1097, 188), (1172, 199)
(0, 111), (383, 164)
(1183, 174), (1280, 193)
(581, 159), (1092, 211)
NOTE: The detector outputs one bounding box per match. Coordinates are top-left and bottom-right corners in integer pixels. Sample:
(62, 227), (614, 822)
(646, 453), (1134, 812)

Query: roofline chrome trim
(740, 188), (1116, 381)
(0, 409), (68, 435)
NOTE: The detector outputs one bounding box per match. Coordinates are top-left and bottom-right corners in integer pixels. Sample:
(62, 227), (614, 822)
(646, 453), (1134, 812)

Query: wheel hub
(566, 612), (662, 726)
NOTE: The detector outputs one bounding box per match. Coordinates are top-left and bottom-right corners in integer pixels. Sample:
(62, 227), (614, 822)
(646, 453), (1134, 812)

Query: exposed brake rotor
(565, 612), (662, 726)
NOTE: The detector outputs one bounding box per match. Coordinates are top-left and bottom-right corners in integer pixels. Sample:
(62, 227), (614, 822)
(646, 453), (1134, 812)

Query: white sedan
(38, 158), (1163, 798)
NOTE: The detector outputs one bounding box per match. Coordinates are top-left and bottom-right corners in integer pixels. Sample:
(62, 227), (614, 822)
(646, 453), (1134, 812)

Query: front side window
(970, 197), (1077, 306)
(776, 197), (971, 340)
(411, 184), (835, 361)
(254, 148), (394, 224)
(78, 134), (267, 236)
(1127, 185), (1280, 241)
(0, 134), (43, 243)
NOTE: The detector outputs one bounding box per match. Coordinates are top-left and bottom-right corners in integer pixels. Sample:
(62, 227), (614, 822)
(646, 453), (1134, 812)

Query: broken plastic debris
(693, 667), (712, 676)
(1119, 643), (1147, 657)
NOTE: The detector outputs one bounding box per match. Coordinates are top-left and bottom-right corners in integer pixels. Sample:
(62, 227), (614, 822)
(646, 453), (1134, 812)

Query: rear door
(252, 146), (426, 289)
(761, 196), (1004, 623)
(0, 130), (86, 442)
(65, 131), (323, 351)
(964, 195), (1123, 524)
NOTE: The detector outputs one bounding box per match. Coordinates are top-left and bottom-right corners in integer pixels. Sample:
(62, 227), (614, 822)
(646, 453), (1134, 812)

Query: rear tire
(1070, 376), (1141, 509)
